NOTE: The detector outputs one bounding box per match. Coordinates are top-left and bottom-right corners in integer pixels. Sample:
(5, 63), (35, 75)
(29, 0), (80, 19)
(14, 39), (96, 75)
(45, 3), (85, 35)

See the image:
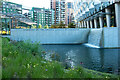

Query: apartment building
(50, 0), (65, 24)
(31, 7), (54, 27)
(2, 1), (22, 14)
(65, 2), (74, 25)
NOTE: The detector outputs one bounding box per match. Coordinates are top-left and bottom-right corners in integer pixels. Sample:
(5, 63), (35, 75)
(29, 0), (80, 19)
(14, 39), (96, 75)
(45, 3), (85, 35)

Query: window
(3, 5), (5, 7)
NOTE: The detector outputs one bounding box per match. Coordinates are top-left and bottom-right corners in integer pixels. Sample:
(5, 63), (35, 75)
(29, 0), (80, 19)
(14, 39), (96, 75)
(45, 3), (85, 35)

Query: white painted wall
(11, 29), (90, 44)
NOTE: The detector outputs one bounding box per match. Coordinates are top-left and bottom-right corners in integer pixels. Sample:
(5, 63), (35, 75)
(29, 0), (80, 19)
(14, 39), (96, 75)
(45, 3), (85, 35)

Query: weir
(10, 29), (90, 44)
(88, 29), (103, 47)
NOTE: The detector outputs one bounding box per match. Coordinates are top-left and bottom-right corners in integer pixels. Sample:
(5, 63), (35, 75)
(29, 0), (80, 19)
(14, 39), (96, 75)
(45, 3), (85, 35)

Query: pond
(42, 44), (120, 75)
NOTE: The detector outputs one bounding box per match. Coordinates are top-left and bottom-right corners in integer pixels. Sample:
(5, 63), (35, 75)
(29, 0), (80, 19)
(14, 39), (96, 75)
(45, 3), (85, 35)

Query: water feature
(42, 44), (120, 75)
(88, 29), (103, 47)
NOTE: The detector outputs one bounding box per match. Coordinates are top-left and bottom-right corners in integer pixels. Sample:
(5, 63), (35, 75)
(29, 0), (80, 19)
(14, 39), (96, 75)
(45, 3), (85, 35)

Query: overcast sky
(9, 0), (73, 9)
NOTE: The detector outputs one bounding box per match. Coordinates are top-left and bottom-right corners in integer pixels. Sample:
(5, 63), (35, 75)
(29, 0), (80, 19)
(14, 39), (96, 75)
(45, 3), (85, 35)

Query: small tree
(31, 24), (37, 29)
(68, 23), (76, 28)
(38, 24), (42, 29)
(50, 24), (59, 28)
(44, 25), (49, 29)
(51, 24), (56, 28)
(55, 24), (60, 28)
(58, 21), (66, 28)
(27, 26), (30, 29)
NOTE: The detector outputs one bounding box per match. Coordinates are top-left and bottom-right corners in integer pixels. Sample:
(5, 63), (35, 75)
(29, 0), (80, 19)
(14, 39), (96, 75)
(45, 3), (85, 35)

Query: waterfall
(88, 29), (103, 47)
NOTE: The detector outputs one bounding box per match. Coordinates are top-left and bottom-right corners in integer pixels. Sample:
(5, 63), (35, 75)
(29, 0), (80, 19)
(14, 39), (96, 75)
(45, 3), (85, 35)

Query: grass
(2, 38), (120, 79)
(0, 37), (2, 80)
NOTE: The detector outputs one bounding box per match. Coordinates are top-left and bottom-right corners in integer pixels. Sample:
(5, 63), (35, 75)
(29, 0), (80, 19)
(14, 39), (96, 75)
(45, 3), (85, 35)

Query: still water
(42, 44), (120, 75)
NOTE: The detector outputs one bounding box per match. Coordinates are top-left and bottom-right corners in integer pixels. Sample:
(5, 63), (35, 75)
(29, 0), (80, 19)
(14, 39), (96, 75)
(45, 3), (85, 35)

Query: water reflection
(42, 44), (120, 75)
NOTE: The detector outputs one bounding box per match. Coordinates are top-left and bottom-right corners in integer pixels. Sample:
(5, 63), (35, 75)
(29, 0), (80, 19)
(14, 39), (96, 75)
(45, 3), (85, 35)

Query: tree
(44, 25), (49, 29)
(50, 21), (66, 28)
(31, 24), (37, 29)
(38, 24), (42, 29)
(68, 23), (76, 28)
(51, 24), (56, 28)
(58, 21), (66, 28)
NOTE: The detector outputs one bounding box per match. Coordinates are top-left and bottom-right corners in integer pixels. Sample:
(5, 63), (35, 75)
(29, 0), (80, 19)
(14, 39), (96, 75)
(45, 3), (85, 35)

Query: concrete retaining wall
(11, 29), (90, 44)
(10, 28), (120, 48)
(103, 27), (120, 48)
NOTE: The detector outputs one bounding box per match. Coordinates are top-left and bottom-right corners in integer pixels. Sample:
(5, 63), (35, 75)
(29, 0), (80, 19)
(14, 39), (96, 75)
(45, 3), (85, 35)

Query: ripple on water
(42, 44), (120, 75)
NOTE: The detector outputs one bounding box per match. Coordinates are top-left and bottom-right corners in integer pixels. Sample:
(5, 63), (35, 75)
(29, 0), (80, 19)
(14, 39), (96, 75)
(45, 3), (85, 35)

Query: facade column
(77, 22), (78, 28)
(94, 17), (98, 28)
(105, 7), (111, 27)
(79, 22), (80, 28)
(84, 21), (85, 28)
(85, 21), (87, 28)
(87, 20), (90, 28)
(12, 18), (13, 29)
(115, 2), (120, 27)
(80, 22), (82, 28)
(83, 21), (84, 28)
(80, 21), (82, 28)
(99, 15), (104, 28)
(82, 21), (84, 28)
(90, 20), (93, 28)
(78, 22), (80, 28)
(84, 21), (87, 28)
(4, 18), (7, 31)
(77, 22), (79, 28)
(9, 18), (12, 34)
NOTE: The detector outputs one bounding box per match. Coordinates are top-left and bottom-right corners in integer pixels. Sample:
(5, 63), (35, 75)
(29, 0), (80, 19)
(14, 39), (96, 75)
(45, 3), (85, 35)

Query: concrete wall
(11, 29), (90, 44)
(118, 28), (120, 47)
(103, 27), (120, 48)
(10, 28), (120, 48)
